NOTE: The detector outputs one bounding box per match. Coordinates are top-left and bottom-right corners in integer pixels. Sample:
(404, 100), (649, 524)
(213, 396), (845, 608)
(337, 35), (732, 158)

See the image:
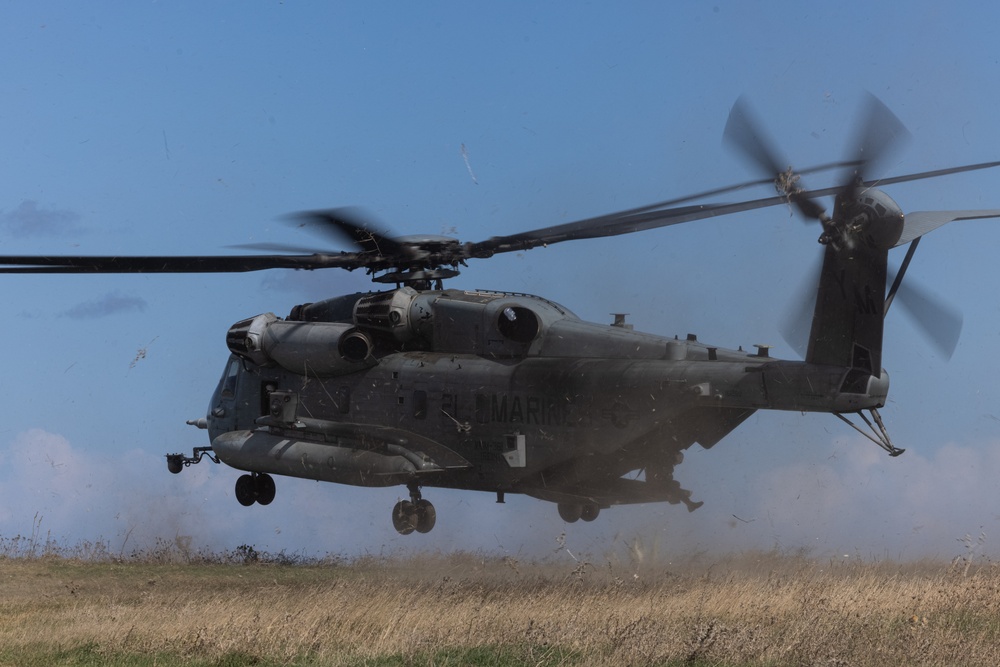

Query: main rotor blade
(475, 159), (862, 254)
(290, 208), (402, 256)
(466, 203), (735, 256)
(569, 160), (862, 228)
(712, 161), (1000, 230)
(866, 161), (1000, 189)
(229, 242), (334, 254)
(0, 253), (364, 273)
(469, 161), (1000, 257)
(2, 160), (996, 276)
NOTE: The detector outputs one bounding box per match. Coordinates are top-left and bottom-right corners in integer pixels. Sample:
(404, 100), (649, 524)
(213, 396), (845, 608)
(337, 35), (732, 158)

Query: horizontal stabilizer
(895, 210), (1000, 247)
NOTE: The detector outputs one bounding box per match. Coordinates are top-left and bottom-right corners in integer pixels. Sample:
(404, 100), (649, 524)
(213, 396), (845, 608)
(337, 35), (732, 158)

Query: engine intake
(226, 313), (375, 376)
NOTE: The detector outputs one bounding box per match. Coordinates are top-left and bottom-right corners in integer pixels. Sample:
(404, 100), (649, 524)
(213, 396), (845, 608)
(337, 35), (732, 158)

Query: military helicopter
(3, 96), (999, 535)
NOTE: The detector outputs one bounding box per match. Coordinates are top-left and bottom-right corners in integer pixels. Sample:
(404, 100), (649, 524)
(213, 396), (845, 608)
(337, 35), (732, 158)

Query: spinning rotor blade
(723, 96), (827, 221)
(565, 159), (860, 223)
(840, 93), (910, 196)
(229, 242), (338, 254)
(289, 208), (403, 256)
(0, 208), (417, 275)
(0, 253), (363, 274)
(862, 162), (1000, 189)
(660, 161), (1000, 239)
(2, 91), (998, 284)
(514, 160), (1000, 255)
(467, 203), (733, 257)
(724, 96), (787, 177)
(468, 159), (862, 257)
(4, 161), (997, 276)
(779, 258), (821, 358)
(779, 249), (963, 360)
(724, 94), (913, 225)
(892, 273), (963, 359)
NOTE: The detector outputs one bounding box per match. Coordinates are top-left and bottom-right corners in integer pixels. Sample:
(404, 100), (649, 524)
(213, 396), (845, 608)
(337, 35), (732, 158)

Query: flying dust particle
(130, 336), (159, 370)
(460, 143), (478, 185)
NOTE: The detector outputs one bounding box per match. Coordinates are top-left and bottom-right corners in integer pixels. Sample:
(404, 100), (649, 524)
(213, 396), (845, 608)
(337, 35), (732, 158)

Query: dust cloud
(0, 427), (997, 563)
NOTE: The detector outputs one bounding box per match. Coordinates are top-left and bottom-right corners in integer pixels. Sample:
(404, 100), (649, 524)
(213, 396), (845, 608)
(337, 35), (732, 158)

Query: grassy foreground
(0, 542), (999, 666)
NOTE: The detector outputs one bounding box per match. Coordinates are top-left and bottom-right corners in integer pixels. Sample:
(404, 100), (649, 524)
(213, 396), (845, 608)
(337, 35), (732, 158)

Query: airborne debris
(460, 143), (478, 184)
(130, 336), (159, 370)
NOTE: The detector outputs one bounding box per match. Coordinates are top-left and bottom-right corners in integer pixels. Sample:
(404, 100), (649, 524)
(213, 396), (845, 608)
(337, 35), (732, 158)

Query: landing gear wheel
(414, 499), (436, 534)
(235, 474), (256, 507)
(580, 504), (600, 522)
(392, 500), (417, 535)
(255, 473), (276, 506)
(557, 503), (582, 523)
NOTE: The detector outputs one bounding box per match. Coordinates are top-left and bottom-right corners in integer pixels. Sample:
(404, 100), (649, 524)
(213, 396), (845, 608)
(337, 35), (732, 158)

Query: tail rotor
(726, 94), (1000, 361)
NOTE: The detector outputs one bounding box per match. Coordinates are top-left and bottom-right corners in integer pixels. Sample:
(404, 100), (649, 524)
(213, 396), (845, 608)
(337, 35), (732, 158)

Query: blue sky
(2, 1), (1000, 563)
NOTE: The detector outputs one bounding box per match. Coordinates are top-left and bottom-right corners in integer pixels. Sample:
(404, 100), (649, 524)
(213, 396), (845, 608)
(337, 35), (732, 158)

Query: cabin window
(497, 306), (539, 343)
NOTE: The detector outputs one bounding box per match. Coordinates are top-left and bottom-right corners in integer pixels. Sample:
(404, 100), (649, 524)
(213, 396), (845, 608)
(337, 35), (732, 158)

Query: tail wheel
(392, 500), (417, 535)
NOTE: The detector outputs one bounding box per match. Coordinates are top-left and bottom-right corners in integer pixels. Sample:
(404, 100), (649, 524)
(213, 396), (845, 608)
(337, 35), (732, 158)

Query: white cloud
(61, 291), (148, 319)
(0, 200), (83, 237)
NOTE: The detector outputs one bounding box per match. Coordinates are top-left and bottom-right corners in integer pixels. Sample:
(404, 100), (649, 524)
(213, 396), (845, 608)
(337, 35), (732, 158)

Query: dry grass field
(1, 536), (999, 666)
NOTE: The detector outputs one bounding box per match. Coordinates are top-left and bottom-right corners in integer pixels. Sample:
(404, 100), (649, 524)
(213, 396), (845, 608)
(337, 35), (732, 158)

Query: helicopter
(3, 96), (1000, 535)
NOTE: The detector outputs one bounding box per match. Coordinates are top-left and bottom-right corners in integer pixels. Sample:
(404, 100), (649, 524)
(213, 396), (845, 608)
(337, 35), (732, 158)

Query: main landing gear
(234, 472), (276, 507)
(392, 482), (436, 535)
(557, 502), (601, 523)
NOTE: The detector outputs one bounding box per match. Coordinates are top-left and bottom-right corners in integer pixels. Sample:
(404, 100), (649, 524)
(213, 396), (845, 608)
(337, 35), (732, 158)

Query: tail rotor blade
(842, 93), (911, 188)
(884, 239), (962, 360)
(785, 244), (964, 361)
(779, 253), (821, 358)
(723, 96), (827, 222)
(892, 274), (963, 360)
(724, 96), (786, 177)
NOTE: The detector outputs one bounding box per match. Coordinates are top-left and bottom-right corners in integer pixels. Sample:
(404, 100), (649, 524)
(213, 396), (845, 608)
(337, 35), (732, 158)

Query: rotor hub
(827, 188), (904, 250)
(372, 267), (460, 286)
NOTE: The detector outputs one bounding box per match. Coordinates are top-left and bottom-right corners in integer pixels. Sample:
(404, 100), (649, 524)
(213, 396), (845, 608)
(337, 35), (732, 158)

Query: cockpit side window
(221, 359), (240, 398)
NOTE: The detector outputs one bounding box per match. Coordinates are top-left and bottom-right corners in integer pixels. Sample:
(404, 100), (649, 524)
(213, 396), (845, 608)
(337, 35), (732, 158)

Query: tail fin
(806, 242), (888, 390)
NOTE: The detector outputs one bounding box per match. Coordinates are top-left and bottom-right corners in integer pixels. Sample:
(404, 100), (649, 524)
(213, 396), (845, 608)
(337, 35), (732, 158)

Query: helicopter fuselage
(197, 287), (889, 516)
